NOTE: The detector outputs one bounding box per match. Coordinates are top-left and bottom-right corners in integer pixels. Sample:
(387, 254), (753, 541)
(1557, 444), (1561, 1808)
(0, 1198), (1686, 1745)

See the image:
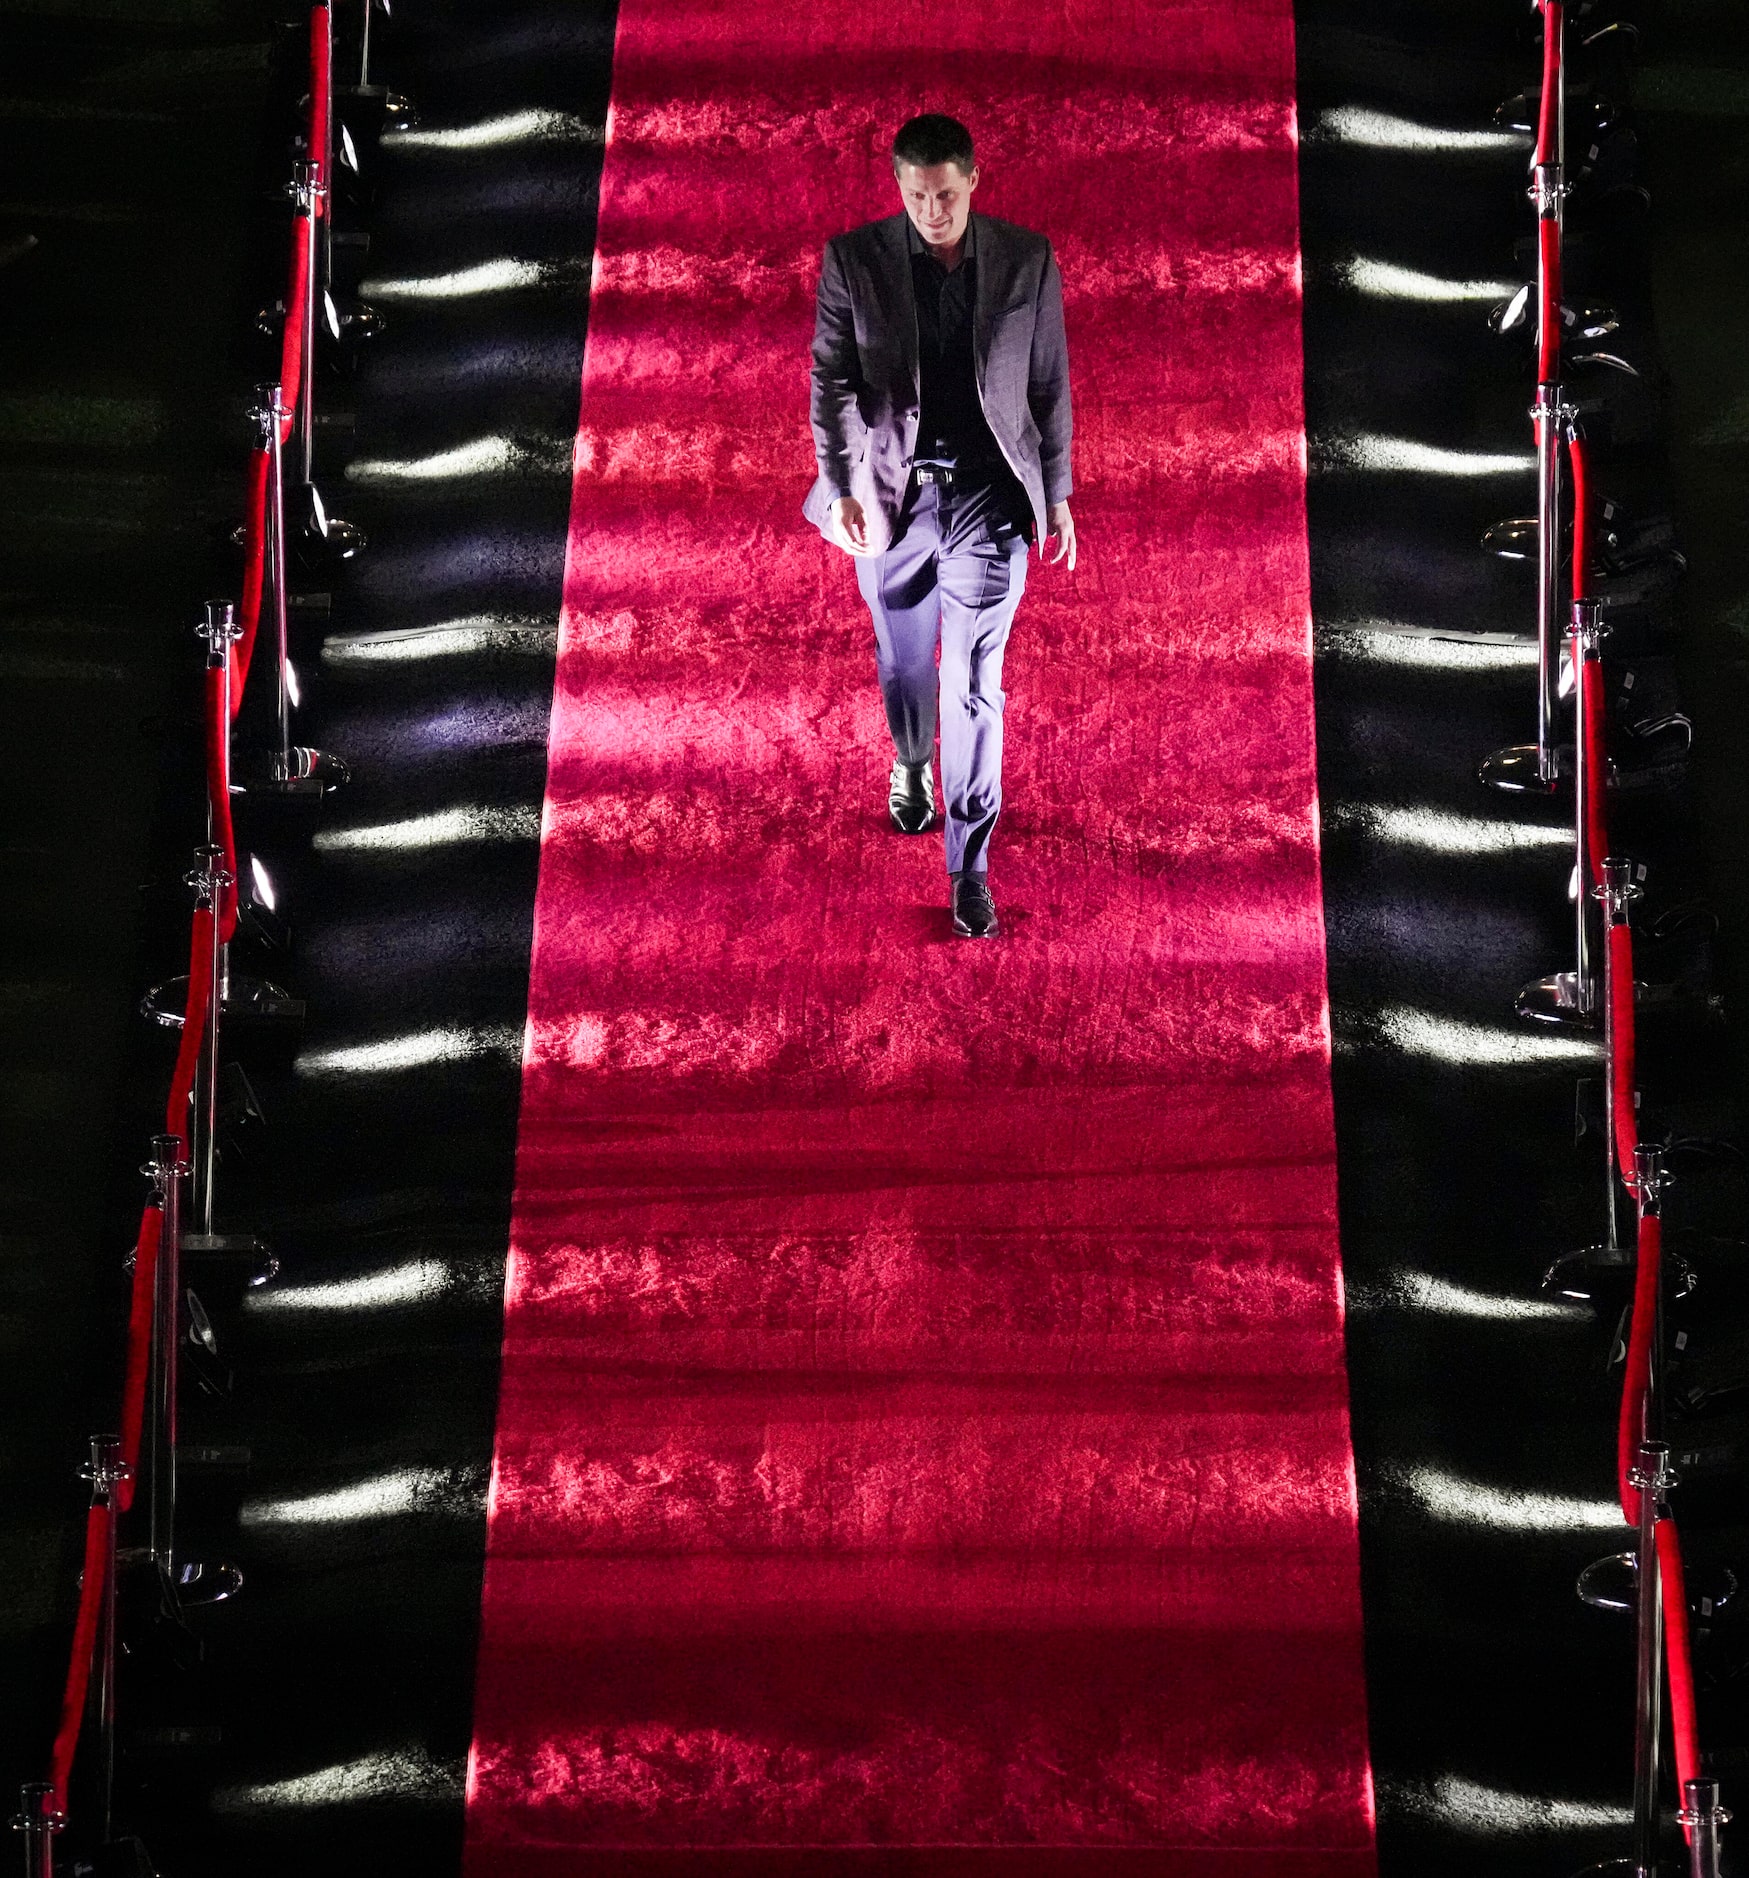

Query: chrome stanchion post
(187, 847), (232, 1237)
(144, 1134), (187, 1599)
(289, 160), (323, 490)
(1629, 1437), (1672, 1878)
(194, 607), (240, 1238)
(9, 1786), (62, 1878)
(1479, 160), (1569, 796)
(250, 381), (295, 785)
(1678, 1780), (1730, 1878)
(1534, 366), (1564, 784)
(1516, 599), (1602, 1025)
(1599, 855), (1641, 1252)
(79, 1435), (129, 1842)
(1626, 1143), (1671, 1878)
(1574, 601), (1604, 1016)
(358, 0), (372, 88)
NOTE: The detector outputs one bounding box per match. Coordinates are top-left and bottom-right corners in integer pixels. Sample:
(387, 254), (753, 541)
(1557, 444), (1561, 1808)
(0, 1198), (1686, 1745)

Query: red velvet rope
(1657, 1518), (1702, 1834)
(233, 446), (270, 719)
(48, 1503), (111, 1810)
(309, 6), (332, 221)
(164, 903), (216, 1147)
(278, 208), (310, 440)
(1582, 657), (1609, 892)
(1609, 924), (1638, 1174)
(1569, 427), (1589, 598)
(1536, 1), (1562, 168)
(115, 1204), (161, 1515)
(1618, 1210), (1661, 1523)
(1537, 219), (1562, 386)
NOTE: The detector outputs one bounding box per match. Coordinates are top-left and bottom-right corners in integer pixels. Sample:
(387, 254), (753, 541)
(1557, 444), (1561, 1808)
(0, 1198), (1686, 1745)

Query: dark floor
(4, 0), (1747, 1872)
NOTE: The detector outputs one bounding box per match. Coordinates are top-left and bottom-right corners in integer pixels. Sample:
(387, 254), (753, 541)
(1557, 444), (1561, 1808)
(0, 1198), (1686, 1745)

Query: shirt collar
(905, 213), (976, 266)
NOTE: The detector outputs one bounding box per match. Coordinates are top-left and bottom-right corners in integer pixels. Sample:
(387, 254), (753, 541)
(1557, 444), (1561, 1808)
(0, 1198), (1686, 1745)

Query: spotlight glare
(249, 854), (277, 912)
(284, 657), (301, 708)
(346, 436), (569, 485)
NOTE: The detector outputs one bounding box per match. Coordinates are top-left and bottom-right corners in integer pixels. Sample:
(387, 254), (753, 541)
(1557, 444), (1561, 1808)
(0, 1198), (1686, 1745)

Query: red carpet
(464, 2), (1376, 1868)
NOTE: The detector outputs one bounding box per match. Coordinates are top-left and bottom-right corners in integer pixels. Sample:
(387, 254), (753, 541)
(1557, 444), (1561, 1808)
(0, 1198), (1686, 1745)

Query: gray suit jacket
(803, 211), (1073, 555)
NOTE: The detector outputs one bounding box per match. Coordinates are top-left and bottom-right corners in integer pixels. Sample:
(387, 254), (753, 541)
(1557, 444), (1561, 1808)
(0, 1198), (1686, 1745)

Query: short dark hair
(892, 113), (975, 176)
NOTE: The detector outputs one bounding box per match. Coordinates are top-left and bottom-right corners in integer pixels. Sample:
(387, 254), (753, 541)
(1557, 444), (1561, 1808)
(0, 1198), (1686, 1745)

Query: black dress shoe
(951, 871), (999, 938)
(888, 759), (934, 834)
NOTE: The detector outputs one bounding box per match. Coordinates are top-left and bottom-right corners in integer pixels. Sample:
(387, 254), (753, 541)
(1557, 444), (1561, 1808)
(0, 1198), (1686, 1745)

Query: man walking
(804, 113), (1076, 938)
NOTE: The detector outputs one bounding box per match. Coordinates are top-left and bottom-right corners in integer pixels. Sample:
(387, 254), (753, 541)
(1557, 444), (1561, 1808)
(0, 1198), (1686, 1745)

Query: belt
(912, 463), (999, 488)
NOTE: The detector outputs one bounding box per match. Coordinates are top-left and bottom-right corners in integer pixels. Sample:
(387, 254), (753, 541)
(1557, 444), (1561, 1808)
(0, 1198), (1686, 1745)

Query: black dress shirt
(907, 217), (1002, 472)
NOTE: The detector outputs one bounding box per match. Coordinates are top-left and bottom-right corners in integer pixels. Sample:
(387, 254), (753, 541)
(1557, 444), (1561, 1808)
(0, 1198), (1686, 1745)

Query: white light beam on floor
(390, 110), (601, 151)
(323, 618), (556, 666)
(1403, 1466), (1627, 1532)
(1393, 1774), (1631, 1836)
(1314, 106), (1528, 153)
(240, 1467), (453, 1528)
(247, 1261), (451, 1314)
(297, 1026), (523, 1077)
(1339, 257), (1520, 303)
(1334, 805), (1571, 855)
(313, 807), (541, 852)
(1375, 1007), (1601, 1066)
(360, 258), (550, 301)
(1326, 622), (1539, 671)
(213, 1749), (452, 1812)
(1333, 435), (1535, 477)
(347, 436), (567, 484)
(1354, 1270), (1585, 1323)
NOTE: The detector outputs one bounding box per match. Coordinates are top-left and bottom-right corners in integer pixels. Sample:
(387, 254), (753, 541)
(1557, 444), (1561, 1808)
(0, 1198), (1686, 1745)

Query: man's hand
(1042, 500), (1077, 570)
(829, 496), (876, 556)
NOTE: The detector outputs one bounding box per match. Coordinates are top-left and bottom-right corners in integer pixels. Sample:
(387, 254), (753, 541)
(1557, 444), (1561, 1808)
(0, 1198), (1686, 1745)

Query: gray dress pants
(854, 475), (1031, 875)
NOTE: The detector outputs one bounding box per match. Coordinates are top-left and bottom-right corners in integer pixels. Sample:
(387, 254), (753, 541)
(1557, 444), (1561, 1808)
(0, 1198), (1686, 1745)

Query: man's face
(895, 159), (979, 252)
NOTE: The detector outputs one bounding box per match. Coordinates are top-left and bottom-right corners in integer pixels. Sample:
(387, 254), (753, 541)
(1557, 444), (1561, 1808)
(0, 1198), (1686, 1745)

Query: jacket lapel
(971, 212), (999, 391)
(874, 213), (918, 391)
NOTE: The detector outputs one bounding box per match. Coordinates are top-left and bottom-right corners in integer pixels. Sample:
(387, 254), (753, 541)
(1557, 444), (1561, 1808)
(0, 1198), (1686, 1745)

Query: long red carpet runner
(464, 2), (1376, 1869)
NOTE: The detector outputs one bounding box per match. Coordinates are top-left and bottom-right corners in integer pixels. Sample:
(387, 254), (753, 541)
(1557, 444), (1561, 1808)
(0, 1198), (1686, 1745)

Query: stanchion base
(170, 1559), (244, 1608)
(1516, 971), (1597, 1028)
(1543, 1240), (1635, 1301)
(299, 485), (368, 563)
(181, 1233), (279, 1289)
(1478, 742), (1562, 794)
(1482, 516), (1538, 559)
(238, 746), (351, 797)
(140, 972), (304, 1030)
(1577, 1550), (1637, 1612)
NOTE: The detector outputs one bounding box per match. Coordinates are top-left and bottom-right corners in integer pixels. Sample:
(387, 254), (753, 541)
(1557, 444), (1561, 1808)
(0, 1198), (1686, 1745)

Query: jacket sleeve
(809, 239), (863, 503)
(1028, 244), (1073, 506)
